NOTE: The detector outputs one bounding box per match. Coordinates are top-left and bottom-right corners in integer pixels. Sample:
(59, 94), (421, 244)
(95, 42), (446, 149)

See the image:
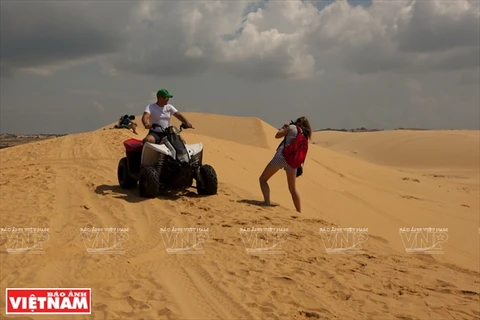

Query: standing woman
(259, 117), (312, 212)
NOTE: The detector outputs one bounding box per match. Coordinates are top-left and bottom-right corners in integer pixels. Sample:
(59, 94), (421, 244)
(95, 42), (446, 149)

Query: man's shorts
(147, 129), (166, 144)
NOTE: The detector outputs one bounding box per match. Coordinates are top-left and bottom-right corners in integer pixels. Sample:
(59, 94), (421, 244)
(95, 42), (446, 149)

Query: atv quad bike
(117, 123), (218, 198)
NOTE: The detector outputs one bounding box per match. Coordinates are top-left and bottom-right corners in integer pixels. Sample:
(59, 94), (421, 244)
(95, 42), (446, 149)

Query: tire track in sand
(186, 264), (258, 319)
(43, 134), (133, 284)
(160, 266), (257, 319)
(159, 267), (221, 319)
(161, 265), (256, 320)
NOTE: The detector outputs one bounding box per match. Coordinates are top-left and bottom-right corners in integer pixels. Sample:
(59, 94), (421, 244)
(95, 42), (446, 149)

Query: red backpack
(282, 125), (308, 169)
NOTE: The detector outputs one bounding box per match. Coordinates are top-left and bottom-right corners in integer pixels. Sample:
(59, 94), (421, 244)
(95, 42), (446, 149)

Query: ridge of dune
(101, 112), (276, 149)
(1, 115), (479, 319)
(312, 129), (480, 171)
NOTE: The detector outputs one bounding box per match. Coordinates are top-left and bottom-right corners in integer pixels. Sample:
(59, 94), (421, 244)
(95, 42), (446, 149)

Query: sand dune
(103, 112), (277, 149)
(1, 113), (479, 319)
(312, 130), (480, 171)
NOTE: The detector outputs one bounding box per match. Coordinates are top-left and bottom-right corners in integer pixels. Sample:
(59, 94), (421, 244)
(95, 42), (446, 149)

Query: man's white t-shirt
(144, 103), (178, 132)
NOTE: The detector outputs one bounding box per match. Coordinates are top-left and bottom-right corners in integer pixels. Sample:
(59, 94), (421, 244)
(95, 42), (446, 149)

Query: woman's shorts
(268, 152), (296, 172)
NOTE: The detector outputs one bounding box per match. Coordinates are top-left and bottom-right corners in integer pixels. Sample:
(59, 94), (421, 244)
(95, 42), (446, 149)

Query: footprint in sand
(401, 195), (423, 201)
(237, 199), (279, 208)
(297, 310), (321, 319)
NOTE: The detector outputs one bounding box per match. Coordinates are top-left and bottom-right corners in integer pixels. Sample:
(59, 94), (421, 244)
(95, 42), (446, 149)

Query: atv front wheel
(139, 165), (160, 198)
(197, 164), (218, 195)
(118, 157), (137, 189)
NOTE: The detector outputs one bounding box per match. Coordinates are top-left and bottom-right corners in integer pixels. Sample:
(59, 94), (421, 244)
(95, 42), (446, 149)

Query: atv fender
(141, 142), (203, 166)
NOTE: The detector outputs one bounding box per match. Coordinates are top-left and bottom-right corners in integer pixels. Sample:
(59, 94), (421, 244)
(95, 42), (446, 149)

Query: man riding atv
(142, 88), (193, 144)
(117, 88), (217, 198)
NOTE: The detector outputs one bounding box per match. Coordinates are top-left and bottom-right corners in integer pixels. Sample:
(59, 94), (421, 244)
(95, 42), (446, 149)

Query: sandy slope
(1, 113), (479, 320)
(101, 113), (278, 149)
(312, 130), (480, 171)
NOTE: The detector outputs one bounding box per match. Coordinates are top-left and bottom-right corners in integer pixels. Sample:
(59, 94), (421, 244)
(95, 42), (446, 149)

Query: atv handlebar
(179, 122), (194, 133)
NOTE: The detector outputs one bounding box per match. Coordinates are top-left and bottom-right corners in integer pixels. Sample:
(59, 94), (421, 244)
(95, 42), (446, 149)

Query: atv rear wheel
(118, 157), (137, 189)
(197, 164), (218, 195)
(139, 165), (160, 198)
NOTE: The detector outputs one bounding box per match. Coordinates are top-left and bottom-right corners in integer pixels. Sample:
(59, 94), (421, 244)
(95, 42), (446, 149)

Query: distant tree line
(314, 127), (433, 132)
(315, 127), (383, 132)
(0, 133), (68, 138)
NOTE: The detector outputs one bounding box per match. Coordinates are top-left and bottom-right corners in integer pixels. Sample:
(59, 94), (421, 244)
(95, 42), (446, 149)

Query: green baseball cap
(156, 88), (173, 98)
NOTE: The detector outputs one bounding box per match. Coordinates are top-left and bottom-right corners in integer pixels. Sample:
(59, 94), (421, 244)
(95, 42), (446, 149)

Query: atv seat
(124, 138), (144, 152)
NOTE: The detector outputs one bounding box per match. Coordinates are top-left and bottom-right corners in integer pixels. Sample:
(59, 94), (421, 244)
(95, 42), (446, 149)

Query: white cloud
(104, 0), (478, 80)
(2, 0), (478, 81)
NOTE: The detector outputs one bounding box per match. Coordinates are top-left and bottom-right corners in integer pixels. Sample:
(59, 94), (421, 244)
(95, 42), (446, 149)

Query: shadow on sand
(237, 199), (279, 207)
(94, 184), (208, 203)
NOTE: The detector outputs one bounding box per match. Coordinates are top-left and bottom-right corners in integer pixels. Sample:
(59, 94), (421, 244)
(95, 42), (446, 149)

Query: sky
(0, 0), (479, 134)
